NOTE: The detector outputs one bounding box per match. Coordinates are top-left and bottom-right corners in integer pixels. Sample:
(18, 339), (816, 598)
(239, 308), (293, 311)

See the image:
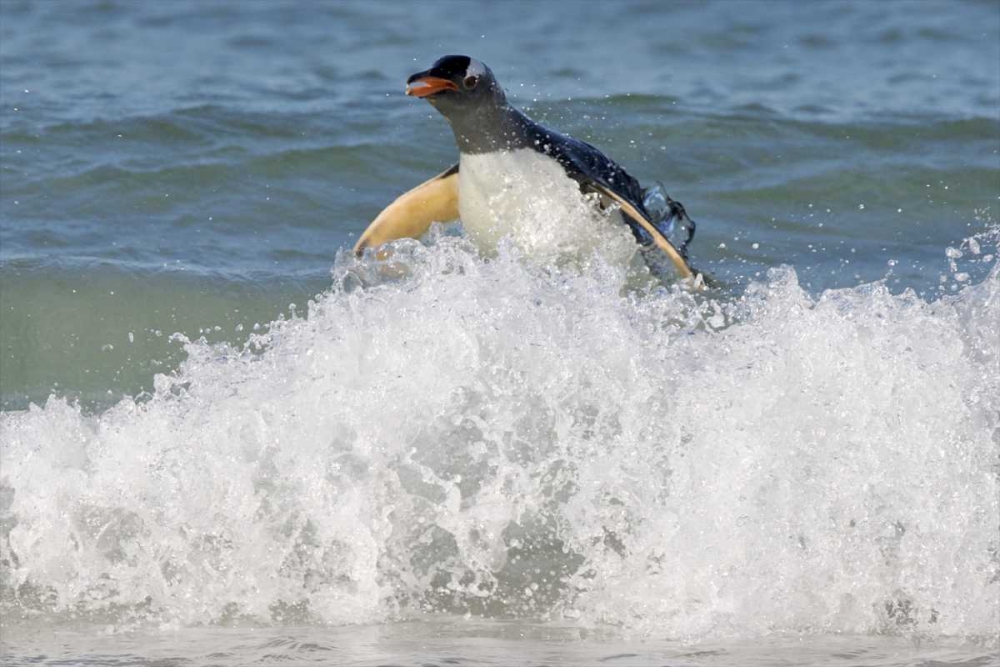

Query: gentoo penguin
(355, 55), (698, 281)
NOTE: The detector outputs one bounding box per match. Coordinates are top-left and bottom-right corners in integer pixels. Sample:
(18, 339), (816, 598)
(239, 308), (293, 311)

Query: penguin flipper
(584, 181), (695, 281)
(354, 164), (460, 256)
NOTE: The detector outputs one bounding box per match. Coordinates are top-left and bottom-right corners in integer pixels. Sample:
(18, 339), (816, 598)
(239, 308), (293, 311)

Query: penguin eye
(463, 75), (480, 90)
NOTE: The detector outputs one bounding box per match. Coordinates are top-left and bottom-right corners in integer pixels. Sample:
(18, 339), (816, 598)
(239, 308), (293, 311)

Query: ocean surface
(1, 0), (998, 664)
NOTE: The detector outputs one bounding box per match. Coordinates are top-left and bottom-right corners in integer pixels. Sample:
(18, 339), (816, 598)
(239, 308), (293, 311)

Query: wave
(1, 231), (997, 640)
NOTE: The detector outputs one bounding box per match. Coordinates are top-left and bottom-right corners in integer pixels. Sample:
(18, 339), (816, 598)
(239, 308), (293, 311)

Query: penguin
(354, 55), (698, 281)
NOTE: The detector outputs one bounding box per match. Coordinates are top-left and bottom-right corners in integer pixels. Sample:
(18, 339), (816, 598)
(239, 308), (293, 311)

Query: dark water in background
(1, 0), (997, 410)
(1, 1), (998, 664)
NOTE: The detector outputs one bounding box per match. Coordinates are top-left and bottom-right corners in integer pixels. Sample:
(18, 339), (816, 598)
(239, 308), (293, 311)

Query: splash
(1, 233), (997, 641)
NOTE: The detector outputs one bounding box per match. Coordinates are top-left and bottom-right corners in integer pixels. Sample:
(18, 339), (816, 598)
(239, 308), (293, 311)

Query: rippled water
(1, 0), (998, 664)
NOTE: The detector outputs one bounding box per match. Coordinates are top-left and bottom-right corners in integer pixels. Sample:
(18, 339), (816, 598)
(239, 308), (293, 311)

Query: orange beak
(406, 76), (459, 98)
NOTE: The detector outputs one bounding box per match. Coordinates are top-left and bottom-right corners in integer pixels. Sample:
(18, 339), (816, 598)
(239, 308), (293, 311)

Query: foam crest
(1, 236), (997, 641)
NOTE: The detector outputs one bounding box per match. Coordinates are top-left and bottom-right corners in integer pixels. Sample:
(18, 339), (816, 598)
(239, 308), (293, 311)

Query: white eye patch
(466, 59), (487, 79)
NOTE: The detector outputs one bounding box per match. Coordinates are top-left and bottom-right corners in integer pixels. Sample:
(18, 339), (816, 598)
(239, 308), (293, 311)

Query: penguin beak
(406, 75), (459, 98)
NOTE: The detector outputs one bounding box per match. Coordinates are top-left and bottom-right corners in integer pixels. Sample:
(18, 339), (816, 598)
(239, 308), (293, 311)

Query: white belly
(458, 149), (635, 265)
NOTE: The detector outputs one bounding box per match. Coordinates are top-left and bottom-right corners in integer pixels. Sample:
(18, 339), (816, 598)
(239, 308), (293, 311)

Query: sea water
(1, 1), (998, 664)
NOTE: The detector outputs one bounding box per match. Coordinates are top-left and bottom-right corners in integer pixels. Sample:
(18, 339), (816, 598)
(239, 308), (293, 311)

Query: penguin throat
(446, 105), (533, 155)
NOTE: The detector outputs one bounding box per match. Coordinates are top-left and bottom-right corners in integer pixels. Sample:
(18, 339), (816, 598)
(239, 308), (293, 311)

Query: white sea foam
(1, 234), (997, 641)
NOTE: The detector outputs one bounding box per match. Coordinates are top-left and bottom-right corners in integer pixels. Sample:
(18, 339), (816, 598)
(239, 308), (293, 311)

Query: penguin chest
(458, 149), (626, 261)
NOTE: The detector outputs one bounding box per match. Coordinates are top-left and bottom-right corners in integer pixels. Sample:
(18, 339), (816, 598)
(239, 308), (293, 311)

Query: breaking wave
(1, 231), (997, 641)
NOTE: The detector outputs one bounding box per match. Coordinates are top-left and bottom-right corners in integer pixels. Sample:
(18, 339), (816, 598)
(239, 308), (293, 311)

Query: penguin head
(405, 55), (505, 116)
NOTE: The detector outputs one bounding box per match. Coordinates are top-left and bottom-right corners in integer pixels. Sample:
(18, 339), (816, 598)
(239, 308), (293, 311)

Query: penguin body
(459, 147), (572, 252)
(355, 55), (697, 280)
(458, 147), (633, 261)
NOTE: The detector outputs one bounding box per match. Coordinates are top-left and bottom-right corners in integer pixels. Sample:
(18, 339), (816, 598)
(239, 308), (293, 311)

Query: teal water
(1, 1), (998, 664)
(2, 0), (998, 410)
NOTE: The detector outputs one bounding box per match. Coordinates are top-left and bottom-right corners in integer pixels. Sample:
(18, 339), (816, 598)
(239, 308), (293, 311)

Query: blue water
(2, 0), (998, 409)
(1, 1), (998, 664)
